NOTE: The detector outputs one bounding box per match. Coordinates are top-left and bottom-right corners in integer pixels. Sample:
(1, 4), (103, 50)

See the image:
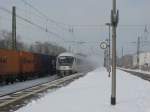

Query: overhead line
(0, 6), (66, 41)
(64, 40), (101, 44)
(70, 24), (147, 28)
(20, 0), (69, 30)
(0, 7), (149, 30)
(17, 0), (149, 29)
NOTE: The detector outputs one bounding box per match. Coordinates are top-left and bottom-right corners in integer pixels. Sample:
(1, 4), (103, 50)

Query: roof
(58, 52), (75, 57)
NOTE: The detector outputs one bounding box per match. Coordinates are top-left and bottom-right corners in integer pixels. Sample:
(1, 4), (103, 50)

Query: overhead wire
(20, 0), (69, 30)
(16, 6), (67, 36)
(15, 0), (149, 30)
(0, 6), (148, 45)
(70, 24), (148, 28)
(0, 6), (66, 42)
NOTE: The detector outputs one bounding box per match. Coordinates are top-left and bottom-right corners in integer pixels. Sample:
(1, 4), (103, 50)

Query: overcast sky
(0, 0), (150, 57)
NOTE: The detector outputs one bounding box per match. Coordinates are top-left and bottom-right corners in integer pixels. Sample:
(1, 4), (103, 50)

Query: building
(119, 55), (133, 68)
(133, 52), (150, 70)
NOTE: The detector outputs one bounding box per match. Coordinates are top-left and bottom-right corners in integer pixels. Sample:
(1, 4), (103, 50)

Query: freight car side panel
(33, 53), (42, 74)
(20, 51), (34, 74)
(0, 49), (20, 75)
(41, 54), (51, 74)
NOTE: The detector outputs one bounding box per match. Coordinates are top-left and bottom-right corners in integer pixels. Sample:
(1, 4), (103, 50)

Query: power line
(70, 24), (105, 27)
(64, 40), (101, 44)
(15, 6), (69, 35)
(15, 6), (46, 20)
(0, 6), (66, 41)
(13, 0), (150, 29)
(70, 24), (148, 28)
(20, 0), (69, 30)
(118, 24), (146, 27)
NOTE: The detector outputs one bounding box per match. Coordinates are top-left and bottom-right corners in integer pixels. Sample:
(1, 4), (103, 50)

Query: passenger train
(56, 52), (92, 77)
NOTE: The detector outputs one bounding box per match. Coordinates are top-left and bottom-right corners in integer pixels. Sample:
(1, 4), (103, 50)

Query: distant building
(133, 52), (150, 69)
(121, 55), (133, 68)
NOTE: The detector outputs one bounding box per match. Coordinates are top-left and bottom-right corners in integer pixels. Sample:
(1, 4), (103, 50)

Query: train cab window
(58, 56), (74, 66)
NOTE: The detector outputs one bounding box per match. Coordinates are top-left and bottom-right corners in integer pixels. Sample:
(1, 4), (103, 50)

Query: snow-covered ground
(16, 68), (150, 112)
(0, 75), (58, 96)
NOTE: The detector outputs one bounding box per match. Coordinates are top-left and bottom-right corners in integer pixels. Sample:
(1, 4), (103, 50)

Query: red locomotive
(0, 49), (56, 84)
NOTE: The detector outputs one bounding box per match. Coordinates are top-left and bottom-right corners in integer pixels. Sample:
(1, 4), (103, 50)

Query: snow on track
(0, 75), (58, 97)
(16, 68), (150, 112)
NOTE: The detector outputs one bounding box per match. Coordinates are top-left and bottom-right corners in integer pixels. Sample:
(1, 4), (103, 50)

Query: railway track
(0, 75), (58, 97)
(119, 68), (150, 81)
(0, 73), (84, 111)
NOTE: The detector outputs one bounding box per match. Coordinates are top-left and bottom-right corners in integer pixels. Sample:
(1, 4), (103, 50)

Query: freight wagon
(0, 49), (56, 84)
(0, 49), (20, 83)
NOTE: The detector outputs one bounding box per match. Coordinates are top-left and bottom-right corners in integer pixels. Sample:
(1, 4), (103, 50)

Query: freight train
(56, 52), (93, 77)
(0, 49), (56, 84)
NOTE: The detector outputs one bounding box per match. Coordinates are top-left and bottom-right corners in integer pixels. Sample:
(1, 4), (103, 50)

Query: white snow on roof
(16, 68), (150, 112)
(58, 52), (75, 57)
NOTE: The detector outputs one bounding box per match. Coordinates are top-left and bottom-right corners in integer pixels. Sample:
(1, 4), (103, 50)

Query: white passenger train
(56, 52), (91, 77)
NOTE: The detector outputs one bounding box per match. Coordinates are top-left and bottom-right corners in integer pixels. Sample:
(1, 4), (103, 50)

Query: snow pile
(16, 68), (150, 112)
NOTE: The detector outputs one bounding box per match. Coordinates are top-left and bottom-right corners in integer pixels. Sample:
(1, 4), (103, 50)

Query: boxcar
(0, 49), (20, 83)
(0, 48), (57, 84)
(19, 51), (34, 80)
(41, 54), (50, 75)
(33, 53), (42, 75)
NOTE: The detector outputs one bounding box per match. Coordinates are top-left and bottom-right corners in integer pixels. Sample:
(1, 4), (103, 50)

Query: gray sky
(0, 0), (150, 57)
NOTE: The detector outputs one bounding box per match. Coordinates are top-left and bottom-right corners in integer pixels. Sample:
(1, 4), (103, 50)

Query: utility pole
(106, 39), (109, 69)
(122, 47), (124, 66)
(12, 6), (17, 50)
(137, 37), (140, 69)
(111, 0), (119, 105)
(101, 41), (108, 67)
(104, 48), (107, 67)
(122, 47), (123, 57)
(144, 25), (148, 41)
(105, 23), (111, 77)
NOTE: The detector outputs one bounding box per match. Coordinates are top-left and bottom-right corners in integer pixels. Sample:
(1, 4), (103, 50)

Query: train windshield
(58, 56), (74, 66)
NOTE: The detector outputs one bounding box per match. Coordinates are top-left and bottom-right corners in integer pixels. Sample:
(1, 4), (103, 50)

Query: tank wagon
(0, 49), (56, 84)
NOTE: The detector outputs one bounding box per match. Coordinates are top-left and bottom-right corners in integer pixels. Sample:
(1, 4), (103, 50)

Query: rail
(119, 67), (150, 81)
(0, 73), (84, 109)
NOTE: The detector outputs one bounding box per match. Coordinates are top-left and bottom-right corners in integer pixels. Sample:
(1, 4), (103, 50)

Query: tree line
(0, 30), (66, 56)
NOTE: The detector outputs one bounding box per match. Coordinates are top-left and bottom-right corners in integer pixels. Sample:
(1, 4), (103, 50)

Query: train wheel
(60, 72), (64, 78)
(23, 76), (27, 81)
(60, 74), (63, 78)
(10, 76), (16, 84)
(18, 76), (23, 82)
(5, 79), (9, 85)
(10, 80), (14, 84)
